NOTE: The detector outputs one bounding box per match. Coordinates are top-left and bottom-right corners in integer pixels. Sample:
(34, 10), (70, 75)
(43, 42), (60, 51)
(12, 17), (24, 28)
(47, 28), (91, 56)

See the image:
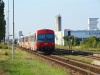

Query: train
(18, 29), (55, 54)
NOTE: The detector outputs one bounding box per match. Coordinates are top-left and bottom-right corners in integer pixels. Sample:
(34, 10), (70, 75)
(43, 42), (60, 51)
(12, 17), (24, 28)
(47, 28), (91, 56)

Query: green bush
(2, 45), (8, 49)
(0, 43), (8, 49)
(80, 36), (100, 48)
(97, 42), (100, 48)
(0, 43), (2, 48)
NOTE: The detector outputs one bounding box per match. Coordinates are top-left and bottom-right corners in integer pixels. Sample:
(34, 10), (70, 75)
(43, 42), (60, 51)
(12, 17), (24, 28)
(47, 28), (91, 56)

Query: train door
(23, 36), (25, 48)
(19, 37), (22, 47)
(22, 36), (24, 47)
(24, 36), (27, 49)
(24, 36), (28, 49)
(28, 35), (31, 49)
(33, 33), (37, 51)
(30, 35), (34, 50)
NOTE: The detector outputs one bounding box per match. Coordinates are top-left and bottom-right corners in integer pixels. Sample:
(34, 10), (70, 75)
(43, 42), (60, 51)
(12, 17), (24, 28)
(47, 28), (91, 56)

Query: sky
(4, 0), (100, 38)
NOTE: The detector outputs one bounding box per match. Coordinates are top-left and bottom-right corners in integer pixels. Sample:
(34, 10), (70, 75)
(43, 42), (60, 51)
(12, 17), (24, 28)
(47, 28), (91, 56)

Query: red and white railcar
(18, 29), (55, 54)
(18, 36), (24, 47)
(24, 34), (30, 49)
(31, 29), (55, 54)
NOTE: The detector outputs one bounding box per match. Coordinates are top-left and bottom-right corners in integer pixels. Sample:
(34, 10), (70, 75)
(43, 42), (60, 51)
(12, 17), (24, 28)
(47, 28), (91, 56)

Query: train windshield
(45, 34), (54, 40)
(37, 34), (54, 41)
(38, 34), (45, 40)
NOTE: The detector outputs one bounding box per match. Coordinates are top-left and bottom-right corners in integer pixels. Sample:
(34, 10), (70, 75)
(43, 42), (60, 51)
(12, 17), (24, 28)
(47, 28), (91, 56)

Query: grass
(56, 45), (100, 53)
(63, 55), (93, 64)
(0, 48), (70, 75)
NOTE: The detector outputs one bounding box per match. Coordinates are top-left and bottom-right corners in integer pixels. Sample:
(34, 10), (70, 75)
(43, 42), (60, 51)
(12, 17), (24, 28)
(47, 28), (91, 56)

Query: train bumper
(39, 46), (55, 53)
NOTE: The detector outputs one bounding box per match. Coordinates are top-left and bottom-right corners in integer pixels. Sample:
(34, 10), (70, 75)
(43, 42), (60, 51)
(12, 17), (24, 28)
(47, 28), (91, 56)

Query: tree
(74, 37), (80, 46)
(89, 36), (97, 48)
(63, 35), (69, 46)
(0, 0), (6, 42)
(63, 35), (80, 49)
(80, 36), (99, 48)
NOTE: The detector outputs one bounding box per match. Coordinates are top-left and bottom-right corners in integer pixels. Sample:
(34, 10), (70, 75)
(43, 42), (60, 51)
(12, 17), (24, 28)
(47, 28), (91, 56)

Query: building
(55, 17), (100, 45)
(55, 29), (100, 45)
(55, 14), (62, 32)
(19, 31), (22, 37)
(88, 18), (99, 30)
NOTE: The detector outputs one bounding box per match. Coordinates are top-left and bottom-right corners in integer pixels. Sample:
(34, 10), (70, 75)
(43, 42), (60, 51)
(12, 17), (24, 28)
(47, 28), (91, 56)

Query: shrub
(0, 43), (2, 48)
(97, 42), (100, 48)
(0, 43), (8, 49)
(2, 45), (8, 49)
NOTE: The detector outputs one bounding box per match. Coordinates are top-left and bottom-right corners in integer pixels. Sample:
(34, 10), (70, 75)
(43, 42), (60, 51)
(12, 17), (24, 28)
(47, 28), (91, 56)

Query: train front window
(38, 34), (45, 40)
(38, 34), (54, 41)
(45, 34), (54, 40)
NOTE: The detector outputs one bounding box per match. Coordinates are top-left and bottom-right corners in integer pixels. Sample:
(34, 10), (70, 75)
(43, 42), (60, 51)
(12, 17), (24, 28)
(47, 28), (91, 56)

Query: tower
(55, 14), (62, 32)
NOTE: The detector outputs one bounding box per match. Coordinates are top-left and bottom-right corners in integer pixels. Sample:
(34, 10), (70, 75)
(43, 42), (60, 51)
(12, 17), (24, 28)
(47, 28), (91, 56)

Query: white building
(55, 29), (100, 46)
(88, 18), (99, 30)
(55, 29), (70, 46)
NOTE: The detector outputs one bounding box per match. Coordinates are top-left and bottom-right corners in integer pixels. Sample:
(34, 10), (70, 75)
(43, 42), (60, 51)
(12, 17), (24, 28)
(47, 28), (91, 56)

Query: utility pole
(7, 0), (9, 49)
(12, 0), (15, 59)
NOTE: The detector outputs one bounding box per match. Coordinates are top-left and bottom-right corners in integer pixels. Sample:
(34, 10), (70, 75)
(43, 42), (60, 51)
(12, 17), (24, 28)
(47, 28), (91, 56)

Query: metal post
(6, 11), (8, 43)
(71, 39), (72, 50)
(8, 0), (9, 49)
(12, 0), (15, 59)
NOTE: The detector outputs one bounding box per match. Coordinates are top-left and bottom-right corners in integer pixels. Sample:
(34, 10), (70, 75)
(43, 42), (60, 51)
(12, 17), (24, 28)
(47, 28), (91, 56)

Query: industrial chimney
(55, 14), (62, 32)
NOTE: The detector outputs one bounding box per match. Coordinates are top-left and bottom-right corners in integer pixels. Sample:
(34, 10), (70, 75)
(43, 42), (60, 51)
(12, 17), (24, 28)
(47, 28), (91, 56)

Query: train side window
(31, 36), (34, 42)
(20, 38), (21, 42)
(27, 36), (30, 41)
(22, 38), (24, 42)
(25, 37), (28, 42)
(19, 38), (20, 42)
(26, 37), (28, 42)
(30, 36), (32, 42)
(20, 38), (22, 42)
(24, 37), (26, 42)
(25, 37), (26, 42)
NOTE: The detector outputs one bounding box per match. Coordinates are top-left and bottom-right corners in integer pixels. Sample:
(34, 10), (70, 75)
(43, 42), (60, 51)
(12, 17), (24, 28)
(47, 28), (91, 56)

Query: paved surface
(93, 54), (100, 57)
(92, 54), (100, 66)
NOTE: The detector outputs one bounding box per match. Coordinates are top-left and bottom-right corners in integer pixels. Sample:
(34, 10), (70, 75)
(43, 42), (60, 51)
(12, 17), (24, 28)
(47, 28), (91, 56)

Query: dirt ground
(0, 68), (8, 75)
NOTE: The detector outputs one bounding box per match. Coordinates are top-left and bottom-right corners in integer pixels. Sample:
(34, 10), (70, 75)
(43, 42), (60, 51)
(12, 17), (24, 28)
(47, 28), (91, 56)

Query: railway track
(20, 48), (100, 75)
(55, 48), (100, 60)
